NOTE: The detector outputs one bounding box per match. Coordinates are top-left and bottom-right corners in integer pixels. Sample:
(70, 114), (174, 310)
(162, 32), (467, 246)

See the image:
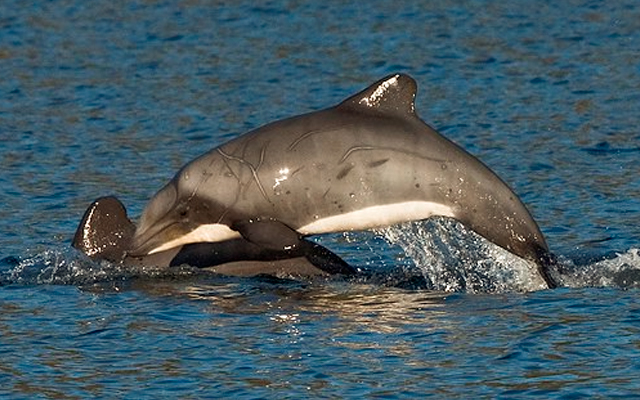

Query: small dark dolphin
(125, 73), (555, 287)
(72, 196), (355, 277)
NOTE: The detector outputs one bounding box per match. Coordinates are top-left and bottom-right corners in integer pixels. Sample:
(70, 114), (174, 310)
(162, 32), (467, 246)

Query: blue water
(2, 0), (640, 397)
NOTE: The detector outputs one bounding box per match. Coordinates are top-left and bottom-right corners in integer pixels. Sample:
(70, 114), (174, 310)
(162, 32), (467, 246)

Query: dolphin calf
(121, 73), (555, 288)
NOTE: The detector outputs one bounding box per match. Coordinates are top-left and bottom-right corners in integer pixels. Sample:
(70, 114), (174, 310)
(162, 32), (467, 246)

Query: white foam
(377, 218), (549, 293)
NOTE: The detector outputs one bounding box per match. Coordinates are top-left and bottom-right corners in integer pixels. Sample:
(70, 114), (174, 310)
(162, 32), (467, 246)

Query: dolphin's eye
(177, 206), (189, 218)
(171, 198), (190, 220)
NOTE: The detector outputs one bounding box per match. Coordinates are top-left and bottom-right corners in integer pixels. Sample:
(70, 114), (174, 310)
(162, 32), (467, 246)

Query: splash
(3, 229), (639, 293)
(555, 248), (640, 289)
(376, 218), (549, 293)
(0, 248), (196, 288)
(376, 218), (640, 292)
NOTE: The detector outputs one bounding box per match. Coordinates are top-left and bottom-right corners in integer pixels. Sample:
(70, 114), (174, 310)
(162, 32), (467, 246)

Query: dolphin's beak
(129, 219), (189, 256)
(129, 183), (184, 256)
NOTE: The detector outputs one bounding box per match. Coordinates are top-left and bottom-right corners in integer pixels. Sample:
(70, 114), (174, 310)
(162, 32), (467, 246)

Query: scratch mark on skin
(288, 129), (321, 151)
(187, 170), (214, 204)
(256, 144), (267, 176)
(217, 148), (270, 203)
(246, 143), (268, 201)
(336, 164), (355, 180)
(216, 206), (231, 225)
(368, 158), (389, 168)
(217, 156), (242, 222)
(340, 145), (447, 164)
(289, 166), (305, 178)
(340, 146), (376, 163)
(288, 124), (355, 151)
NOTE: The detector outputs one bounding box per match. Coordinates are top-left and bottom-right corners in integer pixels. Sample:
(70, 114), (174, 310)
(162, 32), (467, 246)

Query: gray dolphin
(128, 73), (556, 287)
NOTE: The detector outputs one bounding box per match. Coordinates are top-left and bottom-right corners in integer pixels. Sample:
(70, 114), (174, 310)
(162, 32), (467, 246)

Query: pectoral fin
(231, 218), (302, 251)
(229, 218), (356, 275)
(296, 240), (356, 275)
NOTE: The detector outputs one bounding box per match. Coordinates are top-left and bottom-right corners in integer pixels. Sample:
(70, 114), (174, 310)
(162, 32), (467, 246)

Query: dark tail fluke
(535, 247), (559, 289)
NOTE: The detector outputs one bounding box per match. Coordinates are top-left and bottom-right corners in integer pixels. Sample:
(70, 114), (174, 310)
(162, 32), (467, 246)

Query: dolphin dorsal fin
(338, 73), (417, 118)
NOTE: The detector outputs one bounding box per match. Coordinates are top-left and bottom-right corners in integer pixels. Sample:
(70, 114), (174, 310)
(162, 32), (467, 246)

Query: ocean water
(1, 0), (640, 398)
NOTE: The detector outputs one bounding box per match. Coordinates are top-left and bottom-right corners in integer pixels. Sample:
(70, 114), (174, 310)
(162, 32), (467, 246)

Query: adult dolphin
(128, 73), (557, 288)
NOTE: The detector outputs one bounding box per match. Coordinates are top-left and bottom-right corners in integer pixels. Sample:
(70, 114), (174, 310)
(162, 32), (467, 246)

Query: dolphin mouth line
(131, 222), (242, 256)
(128, 220), (180, 257)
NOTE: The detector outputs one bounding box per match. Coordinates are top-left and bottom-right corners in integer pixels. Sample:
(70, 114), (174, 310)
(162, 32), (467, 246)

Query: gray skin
(128, 73), (556, 288)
